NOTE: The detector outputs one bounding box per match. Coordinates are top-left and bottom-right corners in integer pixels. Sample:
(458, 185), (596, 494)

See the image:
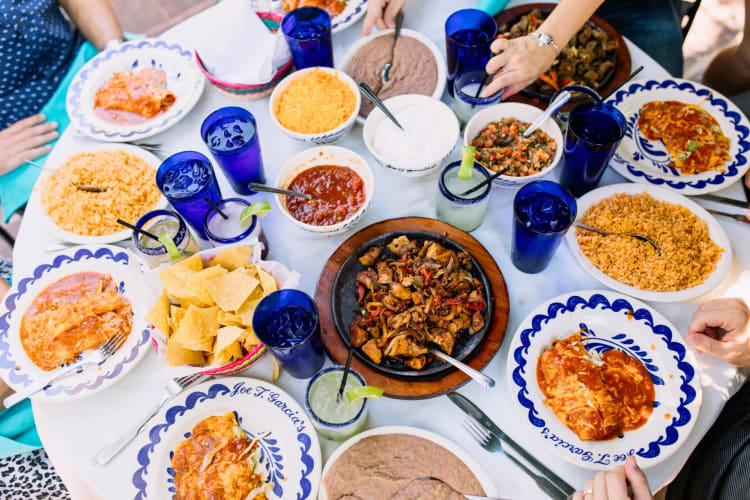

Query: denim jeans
(596, 0), (684, 77)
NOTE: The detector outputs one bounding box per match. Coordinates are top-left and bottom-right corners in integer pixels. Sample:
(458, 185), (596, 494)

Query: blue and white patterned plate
(0, 246), (154, 402)
(131, 377), (321, 500)
(66, 39), (205, 142)
(607, 78), (750, 195)
(506, 290), (702, 470)
(260, 0), (367, 33)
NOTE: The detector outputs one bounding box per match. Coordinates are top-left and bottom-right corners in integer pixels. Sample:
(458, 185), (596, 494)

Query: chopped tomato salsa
(286, 165), (366, 226)
(471, 117), (557, 177)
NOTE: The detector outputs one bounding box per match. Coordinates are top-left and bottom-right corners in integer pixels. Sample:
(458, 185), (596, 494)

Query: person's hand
(571, 456), (653, 500)
(483, 36), (558, 98)
(686, 298), (750, 367)
(361, 0), (406, 36)
(0, 114), (59, 176)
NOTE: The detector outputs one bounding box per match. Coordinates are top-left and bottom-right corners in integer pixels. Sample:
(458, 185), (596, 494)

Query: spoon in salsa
(247, 183), (313, 200)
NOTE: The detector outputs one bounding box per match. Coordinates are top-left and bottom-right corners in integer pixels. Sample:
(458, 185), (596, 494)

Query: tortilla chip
(214, 326), (244, 355)
(205, 267), (259, 312)
(210, 246), (253, 271)
(218, 310), (244, 327)
(167, 305), (186, 337)
(256, 268), (278, 294)
(241, 327), (261, 350)
(228, 340), (243, 359)
(236, 296), (263, 326)
(146, 290), (170, 336)
(166, 339), (205, 366)
(171, 305), (219, 351)
(158, 254), (203, 298)
(184, 266), (227, 306)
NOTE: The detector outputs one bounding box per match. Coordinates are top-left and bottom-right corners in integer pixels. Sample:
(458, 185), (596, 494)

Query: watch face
(538, 33), (551, 45)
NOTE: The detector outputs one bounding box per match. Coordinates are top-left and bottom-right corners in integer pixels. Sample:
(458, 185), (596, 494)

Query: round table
(14, 1), (750, 498)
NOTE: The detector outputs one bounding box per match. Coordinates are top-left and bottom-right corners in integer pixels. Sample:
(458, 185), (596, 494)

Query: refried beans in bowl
(322, 433), (486, 500)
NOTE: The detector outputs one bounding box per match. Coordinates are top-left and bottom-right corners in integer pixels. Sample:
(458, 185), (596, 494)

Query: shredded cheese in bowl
(273, 69), (357, 134)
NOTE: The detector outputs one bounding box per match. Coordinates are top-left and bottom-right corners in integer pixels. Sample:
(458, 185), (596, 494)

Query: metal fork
(93, 373), (210, 465)
(463, 417), (568, 500)
(74, 133), (169, 155)
(3, 332), (127, 409)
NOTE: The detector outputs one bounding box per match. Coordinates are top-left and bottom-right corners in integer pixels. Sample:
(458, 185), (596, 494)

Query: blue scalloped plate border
(131, 378), (321, 500)
(0, 246), (152, 399)
(608, 78), (750, 194)
(506, 290), (702, 470)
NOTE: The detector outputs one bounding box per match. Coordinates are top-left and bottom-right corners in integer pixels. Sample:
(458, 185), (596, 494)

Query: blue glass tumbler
(156, 151), (223, 240)
(253, 290), (325, 379)
(445, 9), (497, 96)
(282, 7), (334, 69)
(201, 107), (266, 195)
(511, 181), (577, 274)
(559, 100), (626, 197)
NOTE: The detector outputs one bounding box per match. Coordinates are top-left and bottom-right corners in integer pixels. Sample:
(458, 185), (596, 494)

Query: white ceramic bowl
(319, 426), (499, 500)
(268, 67), (361, 145)
(362, 94), (459, 178)
(275, 146), (374, 235)
(463, 102), (564, 188)
(338, 28), (447, 126)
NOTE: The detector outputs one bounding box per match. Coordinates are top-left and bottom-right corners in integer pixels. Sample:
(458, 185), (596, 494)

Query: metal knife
(706, 208), (750, 225)
(694, 193), (750, 209)
(448, 392), (576, 497)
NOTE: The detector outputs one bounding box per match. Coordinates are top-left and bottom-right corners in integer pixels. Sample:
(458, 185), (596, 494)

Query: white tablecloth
(14, 1), (750, 498)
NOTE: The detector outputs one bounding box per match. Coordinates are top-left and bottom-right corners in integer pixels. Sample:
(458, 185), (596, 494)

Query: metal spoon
(523, 90), (571, 138)
(575, 222), (662, 256)
(430, 349), (494, 388)
(247, 183), (312, 200)
(359, 82), (404, 130)
(389, 476), (506, 500)
(24, 159), (105, 192)
(380, 10), (404, 83)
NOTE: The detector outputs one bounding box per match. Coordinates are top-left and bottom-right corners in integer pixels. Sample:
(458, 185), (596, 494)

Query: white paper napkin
(192, 0), (290, 85)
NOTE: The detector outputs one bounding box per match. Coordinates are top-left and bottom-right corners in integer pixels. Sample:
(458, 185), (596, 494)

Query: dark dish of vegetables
(470, 118), (557, 177)
(498, 8), (618, 95)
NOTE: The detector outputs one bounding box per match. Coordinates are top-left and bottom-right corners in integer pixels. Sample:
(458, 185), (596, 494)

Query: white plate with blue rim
(66, 38), (205, 142)
(261, 0), (368, 33)
(506, 290), (702, 470)
(607, 78), (750, 195)
(0, 245), (154, 402)
(131, 377), (322, 500)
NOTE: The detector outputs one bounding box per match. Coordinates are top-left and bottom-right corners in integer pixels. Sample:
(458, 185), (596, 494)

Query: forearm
(538, 0), (606, 48)
(58, 0), (123, 51)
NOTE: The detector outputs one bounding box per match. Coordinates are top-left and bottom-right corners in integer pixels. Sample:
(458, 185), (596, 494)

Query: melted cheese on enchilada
(93, 68), (176, 125)
(537, 333), (654, 441)
(20, 272), (132, 371)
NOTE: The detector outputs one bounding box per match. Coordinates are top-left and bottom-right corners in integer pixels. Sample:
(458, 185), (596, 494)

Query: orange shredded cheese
(274, 69), (356, 134)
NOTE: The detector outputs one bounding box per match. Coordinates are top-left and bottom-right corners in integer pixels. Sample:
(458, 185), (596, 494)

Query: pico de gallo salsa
(286, 165), (366, 226)
(471, 117), (557, 177)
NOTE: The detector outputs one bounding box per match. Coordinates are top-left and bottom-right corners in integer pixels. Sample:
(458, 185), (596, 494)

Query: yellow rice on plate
(575, 192), (723, 292)
(273, 69), (356, 134)
(40, 150), (162, 237)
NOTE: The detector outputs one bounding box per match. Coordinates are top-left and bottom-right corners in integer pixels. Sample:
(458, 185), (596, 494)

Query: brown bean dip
(322, 434), (485, 499)
(345, 35), (438, 118)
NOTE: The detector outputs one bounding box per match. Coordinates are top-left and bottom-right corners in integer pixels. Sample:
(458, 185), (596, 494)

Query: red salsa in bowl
(286, 165), (366, 226)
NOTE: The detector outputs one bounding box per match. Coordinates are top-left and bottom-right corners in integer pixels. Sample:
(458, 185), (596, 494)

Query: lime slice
(458, 146), (476, 180)
(158, 232), (181, 260)
(345, 385), (384, 403)
(240, 201), (271, 227)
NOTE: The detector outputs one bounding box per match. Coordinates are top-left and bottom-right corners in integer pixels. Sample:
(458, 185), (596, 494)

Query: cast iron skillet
(330, 230), (494, 381)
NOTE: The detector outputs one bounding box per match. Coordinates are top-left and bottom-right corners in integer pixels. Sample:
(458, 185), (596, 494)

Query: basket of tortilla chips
(145, 244), (300, 376)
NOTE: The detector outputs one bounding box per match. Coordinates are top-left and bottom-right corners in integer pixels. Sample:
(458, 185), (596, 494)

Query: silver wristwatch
(530, 32), (560, 54)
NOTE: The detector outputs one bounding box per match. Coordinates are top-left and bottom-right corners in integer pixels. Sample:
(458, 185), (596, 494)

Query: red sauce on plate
(93, 107), (154, 125)
(286, 165), (366, 226)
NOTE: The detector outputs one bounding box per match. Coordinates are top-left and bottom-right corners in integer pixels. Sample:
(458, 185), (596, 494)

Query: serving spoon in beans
(575, 222), (662, 256)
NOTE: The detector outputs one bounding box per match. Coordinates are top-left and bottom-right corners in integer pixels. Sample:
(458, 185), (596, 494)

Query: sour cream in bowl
(363, 94), (459, 178)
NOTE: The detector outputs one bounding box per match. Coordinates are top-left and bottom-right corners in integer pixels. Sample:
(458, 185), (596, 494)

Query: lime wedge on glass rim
(240, 201), (271, 227)
(158, 232), (182, 260)
(345, 385), (384, 403)
(458, 146), (476, 180)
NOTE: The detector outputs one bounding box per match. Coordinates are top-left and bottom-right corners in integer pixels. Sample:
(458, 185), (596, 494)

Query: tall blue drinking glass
(156, 151), (223, 240)
(201, 107), (266, 195)
(282, 7), (334, 69)
(253, 290), (325, 379)
(559, 100), (626, 197)
(512, 181), (577, 274)
(445, 9), (497, 97)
